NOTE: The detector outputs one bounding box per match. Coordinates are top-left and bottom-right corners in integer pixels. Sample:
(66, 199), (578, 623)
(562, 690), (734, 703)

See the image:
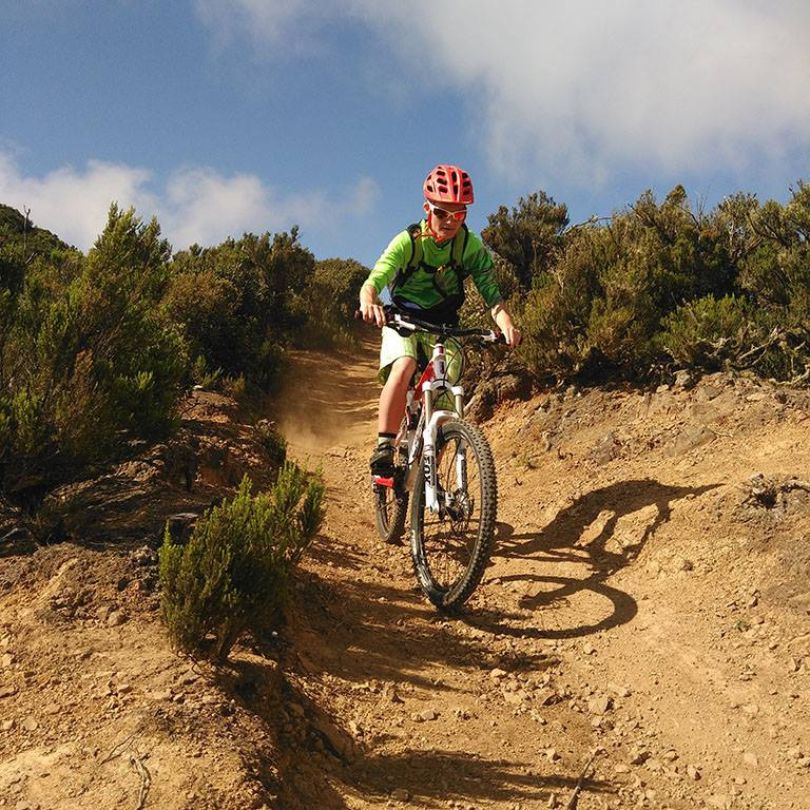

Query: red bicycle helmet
(423, 164), (474, 205)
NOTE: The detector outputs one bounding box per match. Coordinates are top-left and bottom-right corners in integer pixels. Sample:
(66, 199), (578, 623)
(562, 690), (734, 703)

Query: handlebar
(355, 305), (505, 344)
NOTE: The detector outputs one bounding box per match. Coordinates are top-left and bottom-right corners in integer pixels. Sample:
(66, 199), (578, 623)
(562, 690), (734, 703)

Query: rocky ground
(1, 341), (809, 809)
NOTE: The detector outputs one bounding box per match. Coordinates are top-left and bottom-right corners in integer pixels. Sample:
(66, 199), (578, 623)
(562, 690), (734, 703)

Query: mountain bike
(370, 307), (503, 611)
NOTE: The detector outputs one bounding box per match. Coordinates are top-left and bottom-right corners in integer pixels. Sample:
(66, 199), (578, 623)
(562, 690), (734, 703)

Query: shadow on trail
(305, 531), (368, 571)
(465, 478), (720, 640)
(279, 568), (555, 693)
(217, 654), (613, 810)
(342, 748), (612, 809)
(285, 480), (722, 686)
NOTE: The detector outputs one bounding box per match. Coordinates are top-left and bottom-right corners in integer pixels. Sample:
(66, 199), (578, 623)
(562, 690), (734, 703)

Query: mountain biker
(359, 163), (521, 476)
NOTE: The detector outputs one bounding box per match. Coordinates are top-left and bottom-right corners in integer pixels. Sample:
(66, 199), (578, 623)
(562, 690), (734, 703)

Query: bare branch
(130, 751), (152, 810)
(565, 749), (600, 809)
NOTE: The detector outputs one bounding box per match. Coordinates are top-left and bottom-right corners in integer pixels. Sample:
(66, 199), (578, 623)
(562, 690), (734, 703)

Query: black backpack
(388, 223), (470, 326)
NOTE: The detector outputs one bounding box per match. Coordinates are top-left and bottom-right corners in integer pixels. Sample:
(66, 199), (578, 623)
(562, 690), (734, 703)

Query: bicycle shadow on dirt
(465, 478), (719, 640)
(340, 746), (612, 808)
(217, 653), (613, 810)
(276, 568), (557, 694)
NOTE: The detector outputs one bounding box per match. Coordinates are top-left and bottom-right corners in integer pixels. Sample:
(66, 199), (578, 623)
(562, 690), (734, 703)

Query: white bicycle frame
(390, 315), (496, 515)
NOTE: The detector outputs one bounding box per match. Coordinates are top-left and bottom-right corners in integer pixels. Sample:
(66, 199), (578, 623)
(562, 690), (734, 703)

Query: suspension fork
(409, 338), (468, 513)
(455, 442), (468, 496)
(419, 388), (466, 514)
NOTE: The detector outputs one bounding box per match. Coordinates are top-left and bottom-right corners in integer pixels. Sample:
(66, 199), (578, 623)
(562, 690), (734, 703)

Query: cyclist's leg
(377, 327), (418, 434)
(379, 356), (417, 433)
(434, 337), (463, 411)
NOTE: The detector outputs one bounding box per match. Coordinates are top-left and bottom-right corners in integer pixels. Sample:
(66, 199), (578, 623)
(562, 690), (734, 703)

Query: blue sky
(2, 1), (808, 267)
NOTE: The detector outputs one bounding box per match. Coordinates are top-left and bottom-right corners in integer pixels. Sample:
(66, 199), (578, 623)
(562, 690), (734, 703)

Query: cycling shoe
(369, 442), (395, 476)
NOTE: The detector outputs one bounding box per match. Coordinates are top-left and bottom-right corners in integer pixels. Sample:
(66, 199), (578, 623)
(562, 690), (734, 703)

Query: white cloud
(0, 153), (157, 249)
(192, 0), (334, 52)
(0, 152), (378, 251)
(163, 166), (379, 247)
(196, 1), (810, 187)
(355, 1), (810, 184)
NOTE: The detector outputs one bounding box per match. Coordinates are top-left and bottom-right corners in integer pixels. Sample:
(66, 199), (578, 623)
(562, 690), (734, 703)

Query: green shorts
(378, 327), (463, 389)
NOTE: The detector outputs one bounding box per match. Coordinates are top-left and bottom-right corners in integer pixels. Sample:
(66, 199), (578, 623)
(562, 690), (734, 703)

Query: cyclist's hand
(502, 325), (522, 348)
(491, 304), (521, 348)
(360, 301), (386, 328)
(359, 284), (386, 328)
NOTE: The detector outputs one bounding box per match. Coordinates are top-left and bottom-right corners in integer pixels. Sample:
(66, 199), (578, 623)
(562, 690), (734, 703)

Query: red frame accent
(414, 362), (435, 398)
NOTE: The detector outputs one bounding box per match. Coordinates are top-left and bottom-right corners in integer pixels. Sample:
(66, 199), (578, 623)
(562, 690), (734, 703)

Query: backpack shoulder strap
(391, 223), (423, 295)
(391, 223), (468, 296)
(450, 224), (470, 276)
(406, 222), (423, 270)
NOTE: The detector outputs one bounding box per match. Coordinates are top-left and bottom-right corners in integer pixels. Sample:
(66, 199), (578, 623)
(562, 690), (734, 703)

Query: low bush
(513, 184), (809, 384)
(254, 420), (288, 466)
(657, 295), (752, 369)
(159, 464), (324, 662)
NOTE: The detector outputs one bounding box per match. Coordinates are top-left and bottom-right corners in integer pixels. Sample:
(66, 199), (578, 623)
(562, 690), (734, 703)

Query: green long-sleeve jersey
(365, 220), (502, 312)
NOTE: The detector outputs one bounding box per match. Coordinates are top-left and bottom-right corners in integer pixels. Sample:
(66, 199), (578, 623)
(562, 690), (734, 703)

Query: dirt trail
(1, 341), (809, 810)
(274, 341), (810, 810)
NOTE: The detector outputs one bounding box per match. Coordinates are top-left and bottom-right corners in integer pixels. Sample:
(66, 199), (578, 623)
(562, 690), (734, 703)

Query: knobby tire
(373, 433), (409, 544)
(410, 419), (497, 610)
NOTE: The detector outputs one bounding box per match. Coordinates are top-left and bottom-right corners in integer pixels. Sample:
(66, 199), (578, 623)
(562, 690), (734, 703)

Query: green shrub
(515, 186), (771, 382)
(482, 191), (569, 289)
(0, 206), (187, 501)
(190, 355), (223, 389)
(159, 464), (324, 662)
(165, 229), (316, 391)
(741, 185), (810, 320)
(298, 257), (368, 348)
(254, 420), (287, 466)
(658, 295), (752, 368)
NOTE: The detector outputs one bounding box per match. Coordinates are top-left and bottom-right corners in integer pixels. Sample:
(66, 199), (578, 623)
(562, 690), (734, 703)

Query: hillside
(0, 204), (72, 255)
(1, 342), (809, 809)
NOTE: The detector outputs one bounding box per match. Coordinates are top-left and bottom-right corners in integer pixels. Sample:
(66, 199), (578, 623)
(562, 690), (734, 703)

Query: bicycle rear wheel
(410, 419), (497, 610)
(373, 449), (409, 545)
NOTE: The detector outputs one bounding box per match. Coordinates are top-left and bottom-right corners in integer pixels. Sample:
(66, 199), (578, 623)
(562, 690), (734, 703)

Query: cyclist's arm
(464, 234), (521, 348)
(490, 302), (521, 348)
(360, 230), (411, 328)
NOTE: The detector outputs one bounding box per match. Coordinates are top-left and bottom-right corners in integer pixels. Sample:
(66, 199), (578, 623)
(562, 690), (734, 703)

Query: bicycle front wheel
(410, 419), (497, 610)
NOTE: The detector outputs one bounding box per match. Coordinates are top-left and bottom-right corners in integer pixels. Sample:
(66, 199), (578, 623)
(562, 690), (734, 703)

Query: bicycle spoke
(419, 431), (483, 591)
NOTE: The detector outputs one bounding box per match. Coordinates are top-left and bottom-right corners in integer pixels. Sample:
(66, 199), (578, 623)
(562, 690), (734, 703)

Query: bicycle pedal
(372, 475), (395, 488)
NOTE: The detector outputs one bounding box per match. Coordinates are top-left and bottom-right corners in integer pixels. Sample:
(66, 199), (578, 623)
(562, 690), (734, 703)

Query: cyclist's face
(424, 200), (467, 241)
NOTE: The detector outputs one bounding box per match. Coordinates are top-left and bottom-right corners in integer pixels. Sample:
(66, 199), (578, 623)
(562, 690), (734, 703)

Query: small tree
(482, 191), (569, 290)
(159, 464), (324, 662)
(0, 205), (186, 502)
(165, 229), (317, 390)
